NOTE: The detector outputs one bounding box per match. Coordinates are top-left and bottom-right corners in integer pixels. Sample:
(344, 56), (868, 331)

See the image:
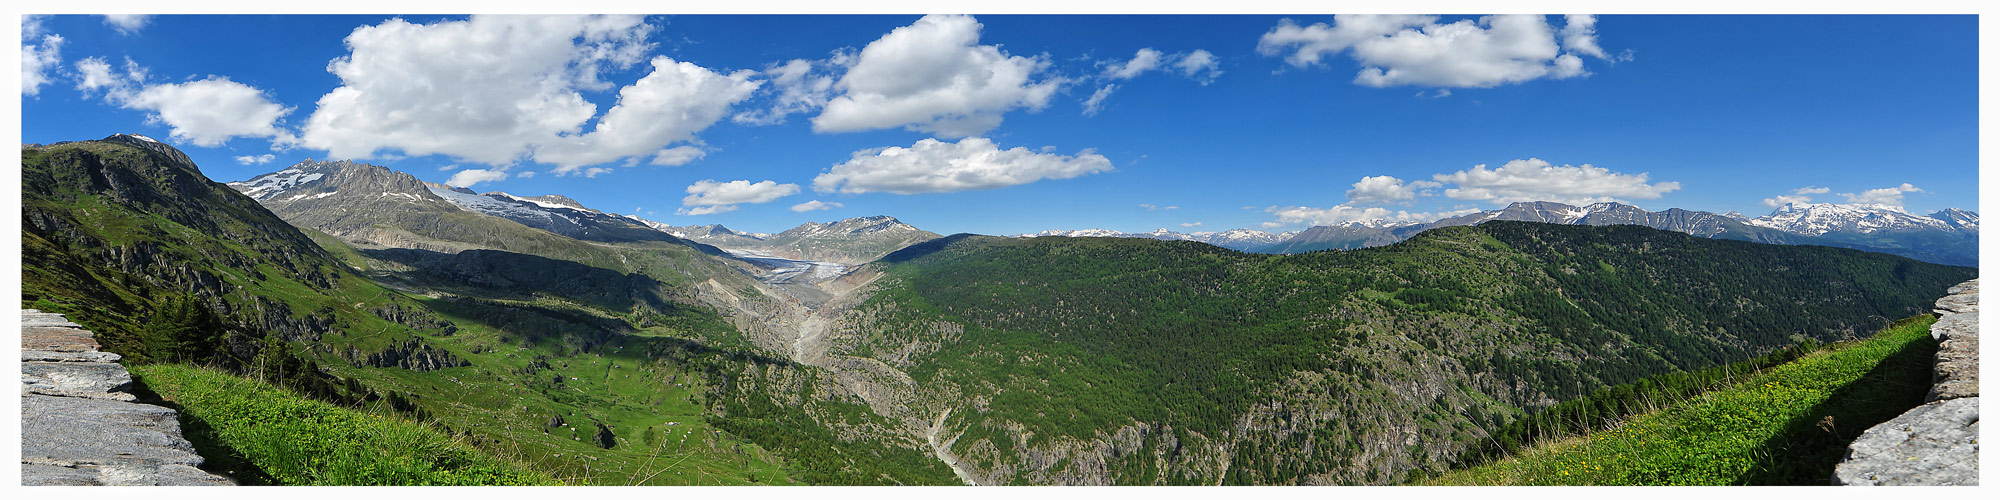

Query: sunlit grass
(1424, 315), (1936, 485)
(131, 363), (561, 485)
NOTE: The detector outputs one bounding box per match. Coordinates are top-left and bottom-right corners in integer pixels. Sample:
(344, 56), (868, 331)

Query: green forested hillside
(832, 223), (1971, 484)
(19, 136), (953, 485)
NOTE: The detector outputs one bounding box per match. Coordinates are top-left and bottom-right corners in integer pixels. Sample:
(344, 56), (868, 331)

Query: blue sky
(18, 13), (1979, 236)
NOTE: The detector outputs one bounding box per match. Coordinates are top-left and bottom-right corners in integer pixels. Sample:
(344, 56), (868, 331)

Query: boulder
(1832, 397), (1980, 486)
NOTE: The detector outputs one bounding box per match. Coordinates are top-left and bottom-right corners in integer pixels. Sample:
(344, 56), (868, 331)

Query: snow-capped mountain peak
(1020, 227), (1296, 251)
(1746, 202), (1952, 235)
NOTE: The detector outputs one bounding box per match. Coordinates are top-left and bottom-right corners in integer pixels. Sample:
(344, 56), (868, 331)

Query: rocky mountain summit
(648, 215), (941, 265)
(230, 160), (681, 246)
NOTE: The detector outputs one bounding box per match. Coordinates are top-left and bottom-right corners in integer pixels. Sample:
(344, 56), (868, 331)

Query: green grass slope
(131, 364), (559, 485)
(1421, 315), (1938, 485)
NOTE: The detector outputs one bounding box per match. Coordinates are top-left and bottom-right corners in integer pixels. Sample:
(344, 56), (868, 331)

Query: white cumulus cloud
(733, 58), (835, 125)
(1433, 158), (1679, 205)
(1175, 49), (1222, 84)
(1345, 175), (1441, 204)
(812, 14), (1061, 137)
(1761, 186), (1833, 208)
(1257, 14), (1616, 88)
(103, 15), (151, 35)
(791, 200), (844, 212)
(234, 154), (277, 165)
(533, 56), (758, 173)
(446, 168), (510, 188)
(681, 179), (800, 214)
(1103, 48), (1165, 79)
(650, 145), (706, 167)
(113, 75), (295, 147)
(813, 137), (1112, 195)
(1082, 84), (1118, 116)
(22, 27), (63, 96)
(300, 15), (719, 170)
(1559, 15), (1608, 60)
(1263, 204), (1478, 228)
(1840, 183), (1923, 209)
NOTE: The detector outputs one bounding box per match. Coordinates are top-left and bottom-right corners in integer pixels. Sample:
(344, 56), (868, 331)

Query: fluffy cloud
(77, 57), (294, 147)
(812, 15), (1061, 137)
(234, 154), (277, 165)
(73, 56), (139, 97)
(1085, 48), (1222, 115)
(1345, 175), (1440, 204)
(103, 15), (151, 35)
(1082, 84), (1118, 116)
(733, 58), (835, 125)
(22, 35), (63, 96)
(1175, 49), (1222, 84)
(1139, 203), (1179, 211)
(1559, 15), (1608, 60)
(1263, 204), (1478, 228)
(791, 200), (843, 212)
(1840, 183), (1923, 209)
(680, 179), (800, 214)
(122, 78), (295, 147)
(533, 56), (758, 172)
(446, 168), (509, 188)
(1433, 158), (1679, 205)
(1103, 48), (1165, 79)
(1179, 222), (1203, 228)
(650, 145), (706, 167)
(300, 15), (725, 170)
(1761, 195), (1813, 208)
(813, 137), (1112, 195)
(1257, 14), (1615, 88)
(1761, 186), (1831, 208)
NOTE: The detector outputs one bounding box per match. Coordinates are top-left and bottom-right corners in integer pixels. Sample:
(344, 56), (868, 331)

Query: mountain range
(1020, 228), (1298, 252)
(1030, 201), (1978, 266)
(20, 134), (1979, 486)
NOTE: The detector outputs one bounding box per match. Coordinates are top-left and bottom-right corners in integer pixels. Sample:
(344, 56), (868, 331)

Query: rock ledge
(19, 309), (234, 486)
(1832, 279), (1979, 486)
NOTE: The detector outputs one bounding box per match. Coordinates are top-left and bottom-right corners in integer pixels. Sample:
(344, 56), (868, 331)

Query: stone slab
(1833, 397), (1980, 485)
(21, 326), (101, 352)
(1930, 324), (1979, 402)
(21, 394), (202, 466)
(1934, 291), (1978, 315)
(21, 361), (137, 401)
(22, 349), (121, 363)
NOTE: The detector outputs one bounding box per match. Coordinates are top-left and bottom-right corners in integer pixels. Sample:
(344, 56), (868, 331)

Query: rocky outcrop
(343, 339), (470, 372)
(20, 310), (233, 486)
(1834, 279), (1979, 485)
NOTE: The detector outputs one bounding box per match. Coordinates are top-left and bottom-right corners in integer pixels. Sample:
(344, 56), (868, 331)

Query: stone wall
(19, 310), (233, 486)
(1832, 279), (1979, 486)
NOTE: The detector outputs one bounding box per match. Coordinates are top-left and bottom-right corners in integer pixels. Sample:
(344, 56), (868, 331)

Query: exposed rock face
(19, 310), (234, 486)
(1834, 279), (1979, 485)
(343, 339), (470, 372)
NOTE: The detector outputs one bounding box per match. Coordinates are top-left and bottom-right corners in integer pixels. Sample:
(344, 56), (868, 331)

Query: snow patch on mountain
(1747, 203), (1953, 235)
(228, 168), (325, 200)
